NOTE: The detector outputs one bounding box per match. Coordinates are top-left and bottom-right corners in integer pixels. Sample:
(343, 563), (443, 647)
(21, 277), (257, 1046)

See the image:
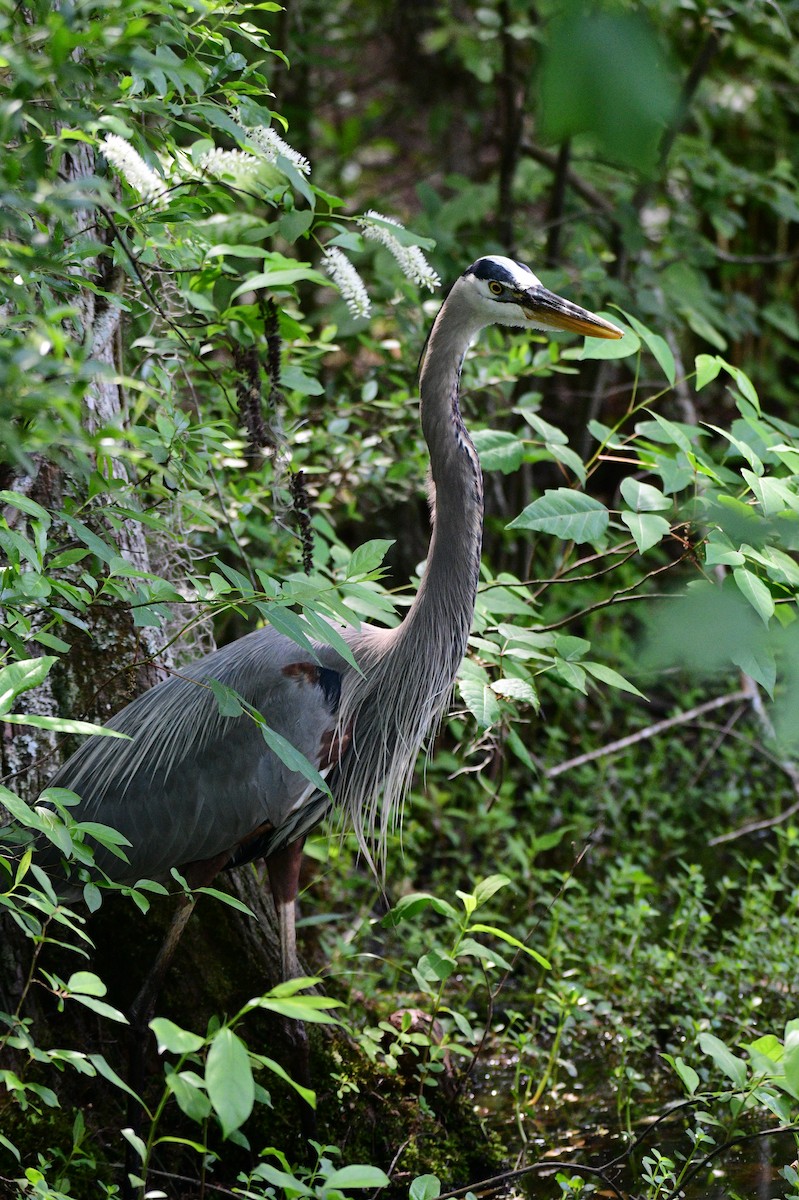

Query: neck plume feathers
(336, 297), (484, 871)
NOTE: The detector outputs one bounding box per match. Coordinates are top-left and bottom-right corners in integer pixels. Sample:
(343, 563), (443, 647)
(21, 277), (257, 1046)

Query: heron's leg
(266, 837), (305, 983)
(265, 838), (316, 1141)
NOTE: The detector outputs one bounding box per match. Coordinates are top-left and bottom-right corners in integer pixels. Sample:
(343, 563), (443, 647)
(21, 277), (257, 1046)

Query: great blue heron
(44, 255), (622, 1001)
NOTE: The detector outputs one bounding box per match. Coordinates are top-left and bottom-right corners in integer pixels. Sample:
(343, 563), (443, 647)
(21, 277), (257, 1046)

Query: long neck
(334, 299), (485, 868)
(401, 301), (485, 669)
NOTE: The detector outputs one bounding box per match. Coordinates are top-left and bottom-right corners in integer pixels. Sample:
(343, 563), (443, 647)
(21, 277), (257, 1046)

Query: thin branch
(539, 554), (687, 632)
(546, 690), (749, 778)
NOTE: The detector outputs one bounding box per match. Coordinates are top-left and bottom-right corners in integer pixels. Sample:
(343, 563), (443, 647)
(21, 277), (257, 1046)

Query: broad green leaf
(662, 1054), (700, 1096)
(121, 1127), (146, 1164)
(706, 425), (763, 475)
(323, 1165), (391, 1191)
(733, 567), (774, 625)
(695, 353), (723, 389)
(416, 949), (458, 982)
(410, 1174), (441, 1200)
(646, 411), (693, 453)
(621, 511), (671, 553)
(247, 994), (343, 1024)
(66, 971), (106, 997)
(516, 409), (569, 444)
(206, 1028), (254, 1138)
(699, 1032), (747, 1088)
(456, 936), (511, 970)
(89, 1054), (143, 1103)
(576, 322), (639, 360)
(459, 677), (501, 728)
(250, 1052), (316, 1106)
(509, 489), (609, 545)
(472, 429), (526, 473)
(473, 874), (511, 907)
(0, 656), (56, 714)
(741, 470), (794, 516)
(208, 679), (244, 717)
(490, 677), (537, 705)
(70, 994), (128, 1024)
(347, 539), (394, 578)
(0, 490), (51, 523)
(166, 1070), (212, 1122)
(619, 478), (671, 512)
(546, 441), (587, 484)
(150, 1018), (205, 1056)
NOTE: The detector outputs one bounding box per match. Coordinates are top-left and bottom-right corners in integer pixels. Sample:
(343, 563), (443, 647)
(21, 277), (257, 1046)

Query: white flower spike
(235, 114), (312, 176)
(323, 248), (371, 319)
(101, 135), (166, 204)
(359, 211), (441, 291)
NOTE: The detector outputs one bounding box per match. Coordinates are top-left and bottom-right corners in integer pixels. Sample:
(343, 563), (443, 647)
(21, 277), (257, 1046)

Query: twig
(433, 1158), (627, 1200)
(546, 690), (749, 778)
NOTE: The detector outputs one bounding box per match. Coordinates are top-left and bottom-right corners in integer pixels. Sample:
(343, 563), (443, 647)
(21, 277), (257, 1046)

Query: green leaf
(385, 893), (459, 924)
(89, 1054), (143, 1103)
(733, 568), (774, 625)
(165, 1071), (212, 1122)
(699, 1032), (747, 1088)
(458, 676), (501, 728)
(695, 354), (723, 389)
(231, 265), (328, 299)
(70, 994), (129, 1024)
(347, 539), (394, 578)
(208, 679), (244, 717)
(509, 489), (609, 545)
(410, 1174), (441, 1200)
(0, 656), (56, 714)
(468, 924), (551, 969)
(662, 1054), (700, 1096)
(121, 1127), (146, 1164)
(205, 1028), (254, 1138)
(2, 713), (131, 737)
(473, 874), (511, 907)
(619, 478), (671, 512)
(150, 1018), (205, 1056)
(416, 949), (458, 982)
(0, 490), (52, 524)
(256, 720), (331, 797)
(66, 971), (106, 997)
(577, 322), (639, 360)
(620, 311), (676, 384)
(472, 429), (526, 473)
(248, 994), (343, 1024)
(620, 511), (671, 553)
(583, 661), (646, 699)
(249, 1052), (316, 1106)
(323, 1165), (391, 1191)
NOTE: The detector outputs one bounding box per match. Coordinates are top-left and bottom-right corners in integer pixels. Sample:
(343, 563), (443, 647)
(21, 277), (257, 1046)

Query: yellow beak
(522, 287), (623, 340)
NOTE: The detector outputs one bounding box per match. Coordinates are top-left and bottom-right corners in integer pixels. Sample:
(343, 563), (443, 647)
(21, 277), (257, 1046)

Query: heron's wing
(45, 626), (351, 886)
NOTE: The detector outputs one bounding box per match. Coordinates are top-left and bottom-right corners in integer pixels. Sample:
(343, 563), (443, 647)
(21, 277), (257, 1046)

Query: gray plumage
(44, 256), (622, 948)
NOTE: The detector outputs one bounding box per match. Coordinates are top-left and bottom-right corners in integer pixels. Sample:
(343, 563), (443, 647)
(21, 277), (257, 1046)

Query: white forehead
(465, 255), (543, 290)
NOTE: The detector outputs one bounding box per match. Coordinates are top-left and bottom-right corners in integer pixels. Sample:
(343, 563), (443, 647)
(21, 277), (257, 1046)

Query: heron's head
(457, 255), (623, 340)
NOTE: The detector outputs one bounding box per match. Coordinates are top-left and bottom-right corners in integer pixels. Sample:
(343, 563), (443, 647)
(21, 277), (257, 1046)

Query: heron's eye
(488, 281), (503, 296)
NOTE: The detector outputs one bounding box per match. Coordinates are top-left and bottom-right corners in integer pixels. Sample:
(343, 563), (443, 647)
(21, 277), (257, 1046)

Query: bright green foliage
(4, 0), (799, 1195)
